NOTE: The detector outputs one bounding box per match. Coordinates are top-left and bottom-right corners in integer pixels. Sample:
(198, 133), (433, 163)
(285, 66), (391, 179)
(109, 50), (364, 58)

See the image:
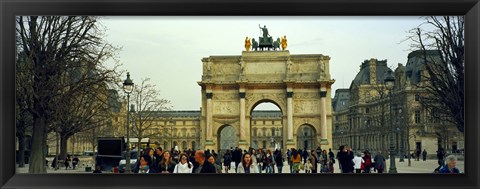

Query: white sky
(100, 16), (427, 111)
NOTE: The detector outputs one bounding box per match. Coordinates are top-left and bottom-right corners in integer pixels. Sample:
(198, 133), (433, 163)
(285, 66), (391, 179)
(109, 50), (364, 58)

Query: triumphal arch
(198, 33), (334, 152)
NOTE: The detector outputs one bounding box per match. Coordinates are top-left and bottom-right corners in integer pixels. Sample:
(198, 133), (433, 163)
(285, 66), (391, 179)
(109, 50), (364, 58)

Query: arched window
(182, 141), (187, 150)
(192, 141), (196, 150)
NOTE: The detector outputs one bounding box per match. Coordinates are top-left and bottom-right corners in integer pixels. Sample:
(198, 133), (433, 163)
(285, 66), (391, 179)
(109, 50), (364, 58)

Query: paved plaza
(16, 158), (464, 174)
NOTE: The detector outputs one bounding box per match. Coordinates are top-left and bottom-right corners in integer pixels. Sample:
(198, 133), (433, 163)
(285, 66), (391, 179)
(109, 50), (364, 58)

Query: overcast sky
(100, 16), (427, 111)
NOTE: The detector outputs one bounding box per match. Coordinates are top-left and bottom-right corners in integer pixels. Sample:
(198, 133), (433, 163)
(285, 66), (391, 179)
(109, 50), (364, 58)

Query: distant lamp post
(398, 108), (405, 162)
(384, 70), (397, 173)
(130, 104), (139, 153)
(169, 118), (174, 150)
(123, 72), (134, 173)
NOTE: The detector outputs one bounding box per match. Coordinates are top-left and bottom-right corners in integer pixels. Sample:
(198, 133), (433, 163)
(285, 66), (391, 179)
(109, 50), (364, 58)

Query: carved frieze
(213, 101), (239, 115)
(294, 100), (320, 113)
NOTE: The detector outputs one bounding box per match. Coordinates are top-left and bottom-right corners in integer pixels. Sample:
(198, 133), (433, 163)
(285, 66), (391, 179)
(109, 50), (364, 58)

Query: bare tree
(131, 78), (172, 152)
(408, 16), (464, 133)
(16, 16), (121, 173)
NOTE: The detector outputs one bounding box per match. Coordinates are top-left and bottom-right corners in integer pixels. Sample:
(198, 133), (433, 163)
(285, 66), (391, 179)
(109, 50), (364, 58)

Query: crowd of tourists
(94, 145), (459, 174)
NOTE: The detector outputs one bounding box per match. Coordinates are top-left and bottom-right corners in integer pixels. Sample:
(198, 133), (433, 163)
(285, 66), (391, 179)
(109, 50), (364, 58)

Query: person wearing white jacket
(173, 153), (193, 173)
(237, 153), (259, 173)
(353, 153), (363, 173)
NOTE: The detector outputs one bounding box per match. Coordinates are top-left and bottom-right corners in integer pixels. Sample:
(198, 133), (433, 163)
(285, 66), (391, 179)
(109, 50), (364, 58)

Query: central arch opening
(250, 101), (283, 151)
(296, 124), (316, 151)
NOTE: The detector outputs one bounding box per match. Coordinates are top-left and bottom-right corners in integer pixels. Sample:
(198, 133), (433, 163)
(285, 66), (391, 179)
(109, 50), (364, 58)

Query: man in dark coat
(373, 151), (386, 173)
(302, 149), (309, 164)
(233, 148), (242, 173)
(193, 150), (216, 173)
(339, 146), (354, 173)
(422, 149), (427, 161)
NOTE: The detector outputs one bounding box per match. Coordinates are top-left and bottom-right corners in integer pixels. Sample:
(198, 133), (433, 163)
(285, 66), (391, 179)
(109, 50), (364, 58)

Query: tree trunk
(18, 132), (26, 167)
(29, 116), (47, 173)
(60, 134), (70, 161)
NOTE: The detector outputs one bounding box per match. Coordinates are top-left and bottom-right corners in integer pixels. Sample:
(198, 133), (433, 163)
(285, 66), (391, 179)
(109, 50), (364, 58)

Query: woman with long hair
(207, 154), (223, 173)
(158, 151), (176, 173)
(237, 152), (259, 173)
(137, 155), (155, 174)
(173, 153), (193, 173)
(264, 150), (274, 173)
(291, 149), (301, 173)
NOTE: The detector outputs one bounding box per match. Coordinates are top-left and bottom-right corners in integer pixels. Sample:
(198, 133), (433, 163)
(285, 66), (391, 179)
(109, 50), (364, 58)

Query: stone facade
(332, 51), (464, 158)
(199, 50), (335, 152)
(50, 51), (335, 155)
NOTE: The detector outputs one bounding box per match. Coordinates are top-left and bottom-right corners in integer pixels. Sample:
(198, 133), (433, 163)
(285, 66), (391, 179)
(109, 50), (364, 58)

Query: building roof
(332, 89), (350, 112)
(351, 59), (393, 87)
(405, 50), (442, 85)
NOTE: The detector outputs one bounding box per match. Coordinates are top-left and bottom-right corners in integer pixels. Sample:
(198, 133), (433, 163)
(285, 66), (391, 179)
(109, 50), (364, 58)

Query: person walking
(264, 150), (274, 173)
(422, 149), (427, 161)
(319, 150), (328, 173)
(304, 158), (313, 173)
(438, 155), (460, 174)
(287, 149), (293, 173)
(237, 152), (259, 173)
(310, 150), (319, 173)
(336, 147), (342, 171)
(207, 154), (222, 173)
(373, 151), (386, 173)
(158, 151), (176, 173)
(316, 146), (322, 159)
(353, 153), (363, 173)
(437, 148), (446, 167)
(72, 156), (79, 170)
(291, 149), (301, 173)
(416, 149), (421, 161)
(233, 148), (242, 173)
(362, 150), (373, 173)
(256, 149), (264, 173)
(64, 155), (71, 170)
(137, 155), (155, 174)
(192, 150), (216, 173)
(223, 149), (232, 173)
(173, 153), (193, 173)
(338, 146), (354, 173)
(302, 149), (309, 164)
(274, 149), (284, 173)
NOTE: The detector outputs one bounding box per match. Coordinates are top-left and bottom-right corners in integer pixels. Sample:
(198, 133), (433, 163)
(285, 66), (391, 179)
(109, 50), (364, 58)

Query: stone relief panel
(213, 101), (239, 115)
(294, 100), (320, 114)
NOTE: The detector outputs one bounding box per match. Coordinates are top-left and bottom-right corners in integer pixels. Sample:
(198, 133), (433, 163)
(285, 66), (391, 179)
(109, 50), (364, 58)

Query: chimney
(369, 58), (377, 85)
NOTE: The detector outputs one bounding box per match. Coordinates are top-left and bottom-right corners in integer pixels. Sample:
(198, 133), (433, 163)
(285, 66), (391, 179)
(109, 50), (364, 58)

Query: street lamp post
(384, 70), (397, 173)
(399, 108), (405, 162)
(123, 72), (134, 173)
(169, 118), (174, 151)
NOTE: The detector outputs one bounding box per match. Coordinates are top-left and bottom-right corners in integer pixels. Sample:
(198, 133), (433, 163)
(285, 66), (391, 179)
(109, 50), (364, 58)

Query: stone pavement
(16, 158), (464, 174)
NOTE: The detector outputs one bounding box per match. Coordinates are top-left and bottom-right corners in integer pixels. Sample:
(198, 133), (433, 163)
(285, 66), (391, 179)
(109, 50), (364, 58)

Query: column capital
(320, 91), (327, 98)
(206, 93), (213, 99)
(287, 92), (294, 98)
(239, 92), (246, 98)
